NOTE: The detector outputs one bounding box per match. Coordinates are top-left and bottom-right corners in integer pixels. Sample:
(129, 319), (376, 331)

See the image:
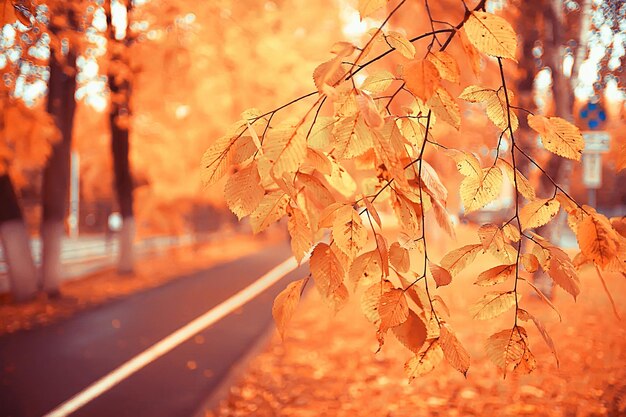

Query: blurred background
(0, 0), (624, 299)
(0, 1), (625, 416)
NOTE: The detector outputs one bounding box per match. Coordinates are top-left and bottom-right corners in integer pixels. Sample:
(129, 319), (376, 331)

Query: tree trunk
(0, 174), (38, 301)
(41, 41), (78, 294)
(107, 0), (135, 274)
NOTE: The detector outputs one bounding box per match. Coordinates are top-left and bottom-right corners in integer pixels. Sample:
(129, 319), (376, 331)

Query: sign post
(578, 101), (609, 208)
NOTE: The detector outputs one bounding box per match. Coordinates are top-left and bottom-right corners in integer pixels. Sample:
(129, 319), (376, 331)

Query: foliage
(204, 0), (626, 379)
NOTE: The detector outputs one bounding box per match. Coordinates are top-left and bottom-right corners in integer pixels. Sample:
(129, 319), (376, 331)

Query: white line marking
(43, 255), (302, 417)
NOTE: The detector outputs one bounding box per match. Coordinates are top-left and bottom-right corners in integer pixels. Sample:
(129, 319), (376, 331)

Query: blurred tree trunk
(513, 4), (540, 177)
(106, 0), (135, 274)
(41, 22), (78, 295)
(0, 174), (37, 301)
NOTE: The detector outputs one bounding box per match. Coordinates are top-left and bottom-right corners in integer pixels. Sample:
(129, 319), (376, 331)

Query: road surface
(0, 244), (304, 417)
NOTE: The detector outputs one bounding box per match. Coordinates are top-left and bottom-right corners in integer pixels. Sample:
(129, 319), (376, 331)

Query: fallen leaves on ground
(209, 227), (626, 417)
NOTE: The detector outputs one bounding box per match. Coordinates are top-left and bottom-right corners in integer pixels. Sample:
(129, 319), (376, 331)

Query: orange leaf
(378, 288), (409, 334)
(519, 199), (560, 230)
(310, 243), (345, 299)
(405, 339), (444, 381)
(403, 59), (440, 102)
(475, 264), (515, 286)
(272, 277), (308, 339)
(392, 311), (427, 353)
(389, 242), (410, 273)
(486, 326), (536, 375)
(429, 263), (452, 287)
(470, 291), (517, 320)
(440, 244), (482, 276)
(439, 325), (470, 376)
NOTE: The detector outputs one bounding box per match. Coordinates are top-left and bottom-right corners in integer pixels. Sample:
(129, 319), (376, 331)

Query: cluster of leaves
(203, 0), (626, 379)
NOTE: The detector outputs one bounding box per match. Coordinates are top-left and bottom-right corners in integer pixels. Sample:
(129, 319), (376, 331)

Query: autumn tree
(105, 0), (135, 273)
(204, 0), (626, 378)
(40, 2), (86, 294)
(0, 1), (59, 301)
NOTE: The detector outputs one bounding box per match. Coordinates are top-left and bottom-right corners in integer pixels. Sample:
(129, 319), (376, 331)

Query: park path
(0, 243), (305, 417)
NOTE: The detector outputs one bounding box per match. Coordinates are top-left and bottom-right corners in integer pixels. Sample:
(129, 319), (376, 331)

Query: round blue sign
(579, 102), (606, 131)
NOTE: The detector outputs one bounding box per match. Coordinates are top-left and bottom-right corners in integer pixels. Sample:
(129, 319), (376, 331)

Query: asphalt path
(0, 243), (304, 417)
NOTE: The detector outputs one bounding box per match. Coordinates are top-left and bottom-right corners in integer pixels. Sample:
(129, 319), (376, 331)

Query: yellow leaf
(470, 291), (517, 320)
(444, 149), (482, 178)
(490, 243), (519, 265)
(400, 118), (426, 150)
(356, 90), (384, 129)
(440, 244), (482, 276)
(326, 282), (350, 312)
(405, 339), (444, 381)
(249, 191), (289, 234)
(577, 212), (620, 268)
(375, 233), (390, 277)
(361, 280), (393, 323)
(379, 288), (409, 334)
(308, 116), (335, 149)
(361, 70), (395, 94)
(389, 242), (410, 273)
(297, 173), (335, 212)
(372, 123), (410, 191)
(224, 162), (264, 220)
(263, 125), (307, 177)
(201, 134), (245, 187)
(460, 166), (503, 212)
(459, 85), (496, 103)
(459, 86), (518, 132)
(521, 253), (539, 273)
(403, 59), (440, 102)
(386, 31), (416, 59)
(392, 192), (421, 238)
(431, 197), (456, 239)
(358, 0), (387, 19)
(392, 311), (427, 353)
(349, 249), (382, 287)
(313, 57), (345, 92)
(287, 206), (313, 264)
(497, 159), (535, 200)
(272, 277), (308, 339)
(528, 115), (584, 161)
(519, 198), (560, 230)
(304, 148), (332, 175)
(333, 114), (374, 159)
(477, 223), (505, 250)
(419, 160), (448, 203)
(332, 205), (367, 260)
(487, 89), (518, 132)
(475, 264), (515, 286)
(429, 263), (452, 287)
(439, 325), (470, 376)
(502, 223), (521, 242)
(427, 87), (460, 130)
(427, 51), (460, 83)
(546, 245), (580, 299)
(310, 243), (345, 299)
(464, 11), (517, 60)
(486, 327), (536, 375)
(325, 158), (357, 197)
(362, 195), (382, 228)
